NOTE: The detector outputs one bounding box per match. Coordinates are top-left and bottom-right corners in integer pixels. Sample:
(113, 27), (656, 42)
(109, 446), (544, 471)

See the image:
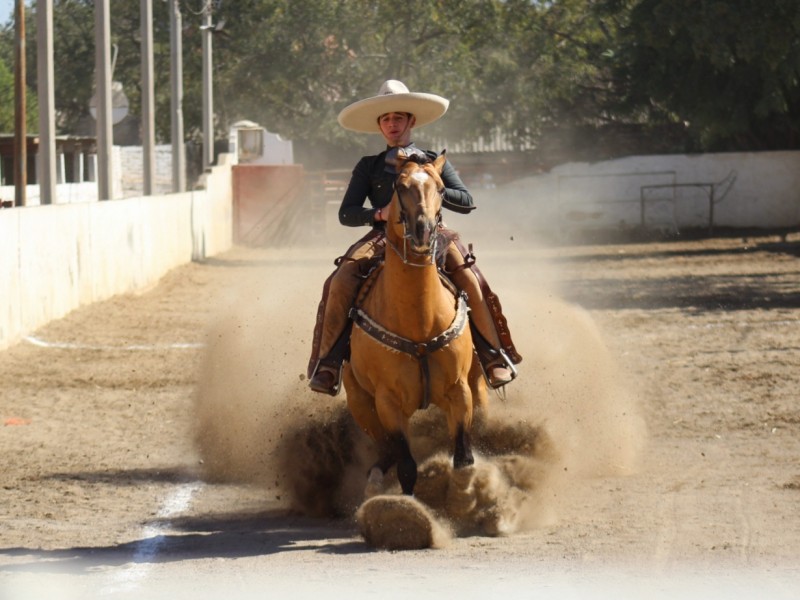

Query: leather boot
(308, 322), (351, 396)
(309, 362), (341, 396)
(485, 360), (514, 388)
(470, 321), (517, 389)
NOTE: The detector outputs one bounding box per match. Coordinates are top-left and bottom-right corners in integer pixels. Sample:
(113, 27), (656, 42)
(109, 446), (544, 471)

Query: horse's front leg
(365, 445), (401, 498)
(373, 393), (417, 495)
(446, 381), (475, 469)
(453, 423), (474, 469)
(386, 431), (417, 495)
(366, 431), (417, 496)
(344, 367), (399, 497)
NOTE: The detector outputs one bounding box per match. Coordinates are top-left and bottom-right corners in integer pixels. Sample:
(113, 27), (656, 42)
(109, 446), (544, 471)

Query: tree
(606, 0), (800, 150)
(0, 0), (184, 143)
(0, 37), (39, 134)
(0, 15), (39, 133)
(2, 0), (799, 167)
(210, 0), (517, 162)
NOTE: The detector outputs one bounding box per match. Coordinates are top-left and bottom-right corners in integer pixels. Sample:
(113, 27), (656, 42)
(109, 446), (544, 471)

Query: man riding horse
(308, 80), (521, 395)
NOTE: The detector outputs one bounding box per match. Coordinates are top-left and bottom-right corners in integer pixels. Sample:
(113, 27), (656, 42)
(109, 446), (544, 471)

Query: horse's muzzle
(409, 216), (438, 252)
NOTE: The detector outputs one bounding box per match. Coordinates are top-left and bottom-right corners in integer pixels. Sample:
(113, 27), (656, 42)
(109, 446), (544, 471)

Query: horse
(343, 153), (488, 497)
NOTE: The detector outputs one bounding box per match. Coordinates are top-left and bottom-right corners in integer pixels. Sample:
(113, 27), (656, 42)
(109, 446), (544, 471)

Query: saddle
(307, 228), (521, 380)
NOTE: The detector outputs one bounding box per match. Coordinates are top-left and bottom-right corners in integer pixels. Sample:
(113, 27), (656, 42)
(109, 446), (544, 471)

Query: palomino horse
(343, 153), (487, 496)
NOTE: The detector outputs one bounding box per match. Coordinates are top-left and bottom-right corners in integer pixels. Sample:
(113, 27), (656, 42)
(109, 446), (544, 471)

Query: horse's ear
(434, 150), (447, 174)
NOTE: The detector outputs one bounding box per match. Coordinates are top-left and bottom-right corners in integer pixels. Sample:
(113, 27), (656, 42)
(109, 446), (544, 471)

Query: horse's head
(389, 153), (447, 257)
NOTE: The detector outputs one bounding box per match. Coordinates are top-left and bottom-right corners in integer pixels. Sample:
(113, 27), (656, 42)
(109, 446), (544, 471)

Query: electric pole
(95, 0), (113, 200)
(170, 0), (186, 192)
(14, 0), (26, 207)
(201, 0), (214, 171)
(37, 0), (56, 205)
(141, 0), (155, 195)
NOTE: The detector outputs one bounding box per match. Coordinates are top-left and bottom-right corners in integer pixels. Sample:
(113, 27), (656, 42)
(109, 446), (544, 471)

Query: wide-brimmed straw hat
(337, 80), (449, 133)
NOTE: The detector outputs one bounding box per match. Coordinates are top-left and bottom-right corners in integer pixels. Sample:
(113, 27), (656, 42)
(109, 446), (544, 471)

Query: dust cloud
(192, 188), (647, 545)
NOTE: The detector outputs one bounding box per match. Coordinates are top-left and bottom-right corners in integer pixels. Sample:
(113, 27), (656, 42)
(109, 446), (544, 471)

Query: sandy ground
(1, 208), (799, 598)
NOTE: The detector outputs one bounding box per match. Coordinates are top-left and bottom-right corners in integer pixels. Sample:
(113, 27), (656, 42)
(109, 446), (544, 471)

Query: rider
(308, 79), (521, 395)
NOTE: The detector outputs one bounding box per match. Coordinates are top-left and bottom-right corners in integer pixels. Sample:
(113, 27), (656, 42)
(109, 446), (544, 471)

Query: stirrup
(309, 360), (343, 396)
(481, 348), (518, 390)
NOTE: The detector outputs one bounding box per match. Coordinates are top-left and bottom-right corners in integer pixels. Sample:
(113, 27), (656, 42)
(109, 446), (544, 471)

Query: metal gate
(232, 164), (307, 246)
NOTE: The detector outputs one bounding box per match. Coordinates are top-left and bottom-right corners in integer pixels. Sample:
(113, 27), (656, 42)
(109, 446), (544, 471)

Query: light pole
(140, 0), (155, 196)
(37, 0), (56, 205)
(169, 0), (185, 193)
(94, 0), (113, 200)
(13, 0), (26, 206)
(201, 0), (214, 171)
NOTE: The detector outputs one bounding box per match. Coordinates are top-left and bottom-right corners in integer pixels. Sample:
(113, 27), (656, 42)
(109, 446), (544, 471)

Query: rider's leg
(443, 240), (520, 389)
(308, 233), (383, 395)
(308, 263), (359, 395)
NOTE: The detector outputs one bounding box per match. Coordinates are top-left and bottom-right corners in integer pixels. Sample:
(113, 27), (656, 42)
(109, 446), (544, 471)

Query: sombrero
(337, 80), (449, 133)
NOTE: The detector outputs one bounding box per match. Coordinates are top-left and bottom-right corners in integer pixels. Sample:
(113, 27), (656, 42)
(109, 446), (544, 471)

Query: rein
(349, 292), (469, 409)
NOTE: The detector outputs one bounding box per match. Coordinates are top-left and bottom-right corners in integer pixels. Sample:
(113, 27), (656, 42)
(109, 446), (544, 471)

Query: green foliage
(607, 0), (800, 149)
(0, 56), (18, 132)
(0, 0), (798, 161)
(2, 0), (179, 142)
(0, 53), (39, 133)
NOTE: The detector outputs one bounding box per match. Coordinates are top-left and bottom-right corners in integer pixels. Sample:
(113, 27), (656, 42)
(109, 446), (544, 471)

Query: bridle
(385, 175), (446, 267)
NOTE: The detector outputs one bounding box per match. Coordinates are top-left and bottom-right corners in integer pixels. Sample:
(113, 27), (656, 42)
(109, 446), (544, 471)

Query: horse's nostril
(414, 217), (435, 246)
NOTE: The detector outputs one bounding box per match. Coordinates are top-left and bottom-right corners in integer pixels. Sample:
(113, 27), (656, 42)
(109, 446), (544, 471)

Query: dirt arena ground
(1, 213), (799, 598)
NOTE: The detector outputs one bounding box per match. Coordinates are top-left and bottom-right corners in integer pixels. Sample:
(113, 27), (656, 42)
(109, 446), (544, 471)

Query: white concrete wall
(486, 151), (800, 234)
(2, 149), (797, 350)
(0, 154), (234, 351)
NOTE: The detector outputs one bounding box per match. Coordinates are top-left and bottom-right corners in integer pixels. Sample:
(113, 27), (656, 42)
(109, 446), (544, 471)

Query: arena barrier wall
(476, 150), (800, 236)
(0, 154), (234, 351)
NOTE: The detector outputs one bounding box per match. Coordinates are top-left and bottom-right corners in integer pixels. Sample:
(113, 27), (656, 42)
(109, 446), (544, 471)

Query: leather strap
(307, 228), (385, 379)
(446, 232), (523, 364)
(349, 292), (469, 409)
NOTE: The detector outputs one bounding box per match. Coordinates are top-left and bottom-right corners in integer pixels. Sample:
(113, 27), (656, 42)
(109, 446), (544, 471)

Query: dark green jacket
(338, 148), (475, 228)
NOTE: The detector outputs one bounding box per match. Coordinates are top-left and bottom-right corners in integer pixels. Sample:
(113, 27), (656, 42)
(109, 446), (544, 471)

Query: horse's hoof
(364, 467), (384, 499)
(453, 453), (475, 469)
(413, 455), (452, 510)
(450, 462), (477, 483)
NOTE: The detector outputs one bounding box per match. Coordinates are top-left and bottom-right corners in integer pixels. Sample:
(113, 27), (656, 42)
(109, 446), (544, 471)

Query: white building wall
(1, 145), (175, 204)
(119, 144), (175, 196)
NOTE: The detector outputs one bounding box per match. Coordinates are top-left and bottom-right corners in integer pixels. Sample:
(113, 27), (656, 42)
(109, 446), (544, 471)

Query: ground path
(1, 232), (799, 599)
